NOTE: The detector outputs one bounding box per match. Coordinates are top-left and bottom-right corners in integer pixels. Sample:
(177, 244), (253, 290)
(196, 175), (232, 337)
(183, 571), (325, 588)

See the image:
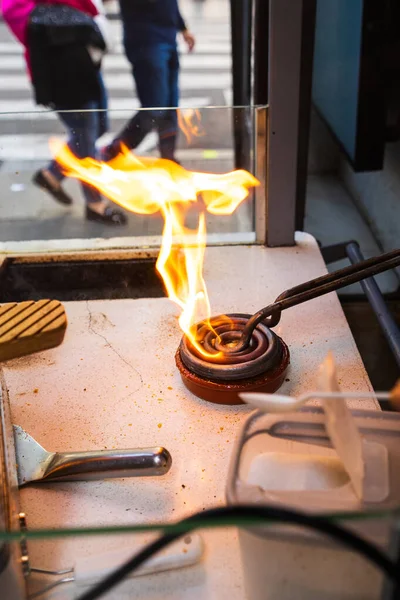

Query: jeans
(48, 73), (108, 204)
(115, 42), (179, 160)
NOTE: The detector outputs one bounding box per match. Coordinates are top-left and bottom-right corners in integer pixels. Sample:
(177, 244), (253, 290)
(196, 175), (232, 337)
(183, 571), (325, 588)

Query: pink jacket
(1, 0), (99, 73)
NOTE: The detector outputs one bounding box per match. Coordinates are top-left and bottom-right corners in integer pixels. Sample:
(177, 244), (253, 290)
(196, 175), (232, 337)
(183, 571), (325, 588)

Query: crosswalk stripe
(0, 42), (22, 53)
(110, 32), (231, 42)
(0, 53), (231, 71)
(0, 40), (231, 54)
(108, 25), (230, 39)
(0, 72), (232, 92)
(0, 96), (212, 120)
(223, 88), (233, 106)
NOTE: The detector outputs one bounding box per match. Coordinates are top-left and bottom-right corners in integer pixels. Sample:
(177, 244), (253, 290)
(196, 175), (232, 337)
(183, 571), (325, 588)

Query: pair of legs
(105, 43), (180, 161)
(36, 74), (126, 224)
(46, 73), (108, 207)
(44, 103), (104, 206)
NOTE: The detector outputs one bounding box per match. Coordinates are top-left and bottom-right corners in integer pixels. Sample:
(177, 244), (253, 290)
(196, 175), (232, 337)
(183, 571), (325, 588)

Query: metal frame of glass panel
(254, 0), (316, 247)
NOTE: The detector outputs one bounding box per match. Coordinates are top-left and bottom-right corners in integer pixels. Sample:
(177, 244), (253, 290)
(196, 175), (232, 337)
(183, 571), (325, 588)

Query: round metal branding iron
(176, 314), (290, 405)
(176, 248), (400, 405)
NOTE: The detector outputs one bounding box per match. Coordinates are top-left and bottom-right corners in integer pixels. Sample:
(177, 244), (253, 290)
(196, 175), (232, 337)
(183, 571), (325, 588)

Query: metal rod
(30, 567), (74, 576)
(227, 249), (400, 353)
(296, 391), (391, 402)
(346, 242), (400, 370)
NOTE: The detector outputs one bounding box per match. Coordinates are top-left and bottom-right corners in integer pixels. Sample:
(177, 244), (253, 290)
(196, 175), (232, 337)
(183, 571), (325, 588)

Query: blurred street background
(0, 0), (253, 245)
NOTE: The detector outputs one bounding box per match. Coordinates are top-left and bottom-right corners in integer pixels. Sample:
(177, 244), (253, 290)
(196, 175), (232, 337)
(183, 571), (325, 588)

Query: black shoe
(99, 142), (122, 162)
(86, 205), (127, 226)
(33, 169), (73, 206)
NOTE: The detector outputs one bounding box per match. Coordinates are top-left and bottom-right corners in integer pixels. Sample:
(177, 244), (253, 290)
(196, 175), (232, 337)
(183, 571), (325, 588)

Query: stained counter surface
(3, 233), (377, 599)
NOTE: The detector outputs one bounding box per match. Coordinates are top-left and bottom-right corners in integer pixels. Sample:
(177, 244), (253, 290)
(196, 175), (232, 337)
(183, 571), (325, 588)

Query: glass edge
(0, 104), (269, 117)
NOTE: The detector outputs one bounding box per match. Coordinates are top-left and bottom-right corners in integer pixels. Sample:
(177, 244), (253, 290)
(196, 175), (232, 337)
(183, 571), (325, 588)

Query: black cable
(382, 524), (400, 600)
(76, 505), (400, 600)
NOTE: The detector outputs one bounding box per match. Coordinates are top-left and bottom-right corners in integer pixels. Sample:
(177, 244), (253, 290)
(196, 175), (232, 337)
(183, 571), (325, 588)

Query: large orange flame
(50, 140), (259, 356)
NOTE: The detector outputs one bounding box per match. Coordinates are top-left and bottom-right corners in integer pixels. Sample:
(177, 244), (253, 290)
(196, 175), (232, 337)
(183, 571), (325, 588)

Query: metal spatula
(13, 425), (171, 486)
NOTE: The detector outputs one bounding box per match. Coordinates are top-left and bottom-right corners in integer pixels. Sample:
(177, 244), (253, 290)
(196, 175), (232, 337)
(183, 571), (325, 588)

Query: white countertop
(3, 233), (378, 599)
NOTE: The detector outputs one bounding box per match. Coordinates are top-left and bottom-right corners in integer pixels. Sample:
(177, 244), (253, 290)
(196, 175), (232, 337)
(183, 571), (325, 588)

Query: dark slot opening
(0, 259), (166, 302)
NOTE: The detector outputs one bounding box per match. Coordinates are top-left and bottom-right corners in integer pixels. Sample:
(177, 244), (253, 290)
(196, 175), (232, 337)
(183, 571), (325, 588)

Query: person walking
(2, 0), (127, 225)
(102, 0), (196, 163)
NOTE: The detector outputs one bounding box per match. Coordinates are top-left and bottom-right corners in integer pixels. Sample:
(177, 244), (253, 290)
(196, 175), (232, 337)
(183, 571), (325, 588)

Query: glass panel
(0, 513), (398, 599)
(312, 0), (363, 162)
(0, 105), (263, 253)
(312, 0), (385, 171)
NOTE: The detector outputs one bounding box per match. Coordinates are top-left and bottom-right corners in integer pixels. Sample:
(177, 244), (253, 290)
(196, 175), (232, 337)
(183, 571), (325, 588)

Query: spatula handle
(39, 447), (172, 482)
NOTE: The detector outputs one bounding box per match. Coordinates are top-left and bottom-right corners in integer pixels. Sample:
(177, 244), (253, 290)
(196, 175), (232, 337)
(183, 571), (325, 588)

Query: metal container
(226, 407), (400, 600)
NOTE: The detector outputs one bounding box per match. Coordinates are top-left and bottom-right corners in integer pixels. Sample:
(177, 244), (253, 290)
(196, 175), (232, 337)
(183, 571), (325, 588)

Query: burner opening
(176, 313), (290, 405)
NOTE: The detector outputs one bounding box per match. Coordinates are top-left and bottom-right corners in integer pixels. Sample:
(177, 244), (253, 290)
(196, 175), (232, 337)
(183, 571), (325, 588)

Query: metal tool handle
(233, 248), (400, 352)
(40, 447), (172, 482)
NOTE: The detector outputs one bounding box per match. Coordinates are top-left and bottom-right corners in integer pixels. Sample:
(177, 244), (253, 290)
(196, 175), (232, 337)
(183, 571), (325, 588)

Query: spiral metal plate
(179, 313), (284, 382)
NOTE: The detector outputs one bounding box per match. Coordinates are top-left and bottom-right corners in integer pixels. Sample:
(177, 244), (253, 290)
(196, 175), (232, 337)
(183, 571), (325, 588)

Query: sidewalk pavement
(0, 152), (253, 244)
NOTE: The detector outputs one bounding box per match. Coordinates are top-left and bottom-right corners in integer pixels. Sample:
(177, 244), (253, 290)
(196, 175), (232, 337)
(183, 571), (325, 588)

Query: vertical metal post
(296, 0), (317, 231)
(253, 0), (269, 243)
(266, 0), (316, 246)
(254, 0), (269, 105)
(230, 0), (252, 171)
(254, 106), (268, 243)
